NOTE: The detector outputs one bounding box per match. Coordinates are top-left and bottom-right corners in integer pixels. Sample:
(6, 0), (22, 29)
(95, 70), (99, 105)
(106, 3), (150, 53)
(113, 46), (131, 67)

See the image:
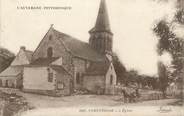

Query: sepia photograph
(0, 0), (184, 116)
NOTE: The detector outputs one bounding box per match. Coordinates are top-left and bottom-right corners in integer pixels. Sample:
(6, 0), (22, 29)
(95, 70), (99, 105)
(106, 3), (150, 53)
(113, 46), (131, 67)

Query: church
(0, 0), (117, 96)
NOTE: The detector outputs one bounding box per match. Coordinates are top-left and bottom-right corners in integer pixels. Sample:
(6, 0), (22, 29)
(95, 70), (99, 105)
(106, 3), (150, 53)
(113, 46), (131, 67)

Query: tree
(153, 6), (184, 98)
(157, 62), (168, 98)
(0, 47), (15, 73)
(175, 9), (184, 24)
(112, 53), (127, 84)
(127, 70), (139, 81)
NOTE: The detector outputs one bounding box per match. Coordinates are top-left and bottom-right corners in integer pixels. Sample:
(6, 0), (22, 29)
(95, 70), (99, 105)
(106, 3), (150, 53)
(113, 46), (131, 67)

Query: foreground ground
(20, 94), (181, 107)
(0, 88), (183, 116)
(0, 88), (182, 108)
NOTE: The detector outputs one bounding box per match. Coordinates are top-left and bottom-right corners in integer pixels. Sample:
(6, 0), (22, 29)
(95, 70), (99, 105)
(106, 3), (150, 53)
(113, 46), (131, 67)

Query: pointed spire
(90, 0), (112, 33)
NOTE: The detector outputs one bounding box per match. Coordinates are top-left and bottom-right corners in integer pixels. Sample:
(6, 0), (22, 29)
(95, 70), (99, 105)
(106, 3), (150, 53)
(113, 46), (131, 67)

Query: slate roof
(0, 66), (23, 77)
(30, 57), (59, 66)
(52, 29), (106, 62)
(29, 27), (109, 74)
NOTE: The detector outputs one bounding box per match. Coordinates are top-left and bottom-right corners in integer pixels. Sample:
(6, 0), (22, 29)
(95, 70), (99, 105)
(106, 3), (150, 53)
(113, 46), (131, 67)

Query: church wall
(55, 72), (72, 96)
(72, 57), (86, 72)
(89, 32), (113, 54)
(83, 75), (105, 94)
(105, 62), (117, 95)
(32, 30), (66, 59)
(32, 29), (73, 74)
(72, 57), (86, 89)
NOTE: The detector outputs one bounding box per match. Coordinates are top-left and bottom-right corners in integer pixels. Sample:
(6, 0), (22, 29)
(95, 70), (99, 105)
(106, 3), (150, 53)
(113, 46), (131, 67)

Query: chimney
(20, 46), (26, 51)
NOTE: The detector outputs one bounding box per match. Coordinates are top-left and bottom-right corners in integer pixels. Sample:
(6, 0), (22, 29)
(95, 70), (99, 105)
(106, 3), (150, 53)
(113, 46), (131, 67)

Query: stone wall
(22, 89), (57, 96)
(72, 57), (87, 89)
(32, 29), (66, 59)
(83, 75), (105, 94)
(55, 70), (72, 96)
(32, 29), (73, 74)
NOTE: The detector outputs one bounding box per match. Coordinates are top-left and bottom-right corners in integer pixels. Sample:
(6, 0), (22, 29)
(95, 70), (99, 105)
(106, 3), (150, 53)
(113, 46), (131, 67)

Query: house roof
(10, 48), (33, 66)
(86, 59), (110, 75)
(30, 57), (59, 66)
(52, 29), (106, 62)
(0, 66), (23, 77)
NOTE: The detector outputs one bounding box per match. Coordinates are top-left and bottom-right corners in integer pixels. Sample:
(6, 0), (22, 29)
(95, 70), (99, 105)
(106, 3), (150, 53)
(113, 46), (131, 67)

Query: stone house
(23, 59), (73, 96)
(0, 0), (118, 96)
(0, 47), (33, 88)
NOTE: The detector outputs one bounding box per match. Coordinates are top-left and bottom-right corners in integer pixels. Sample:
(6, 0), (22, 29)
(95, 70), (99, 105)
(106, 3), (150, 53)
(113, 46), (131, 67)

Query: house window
(57, 82), (65, 90)
(47, 47), (53, 58)
(110, 75), (113, 85)
(76, 72), (84, 85)
(12, 83), (15, 88)
(5, 80), (8, 87)
(48, 69), (54, 82)
(76, 72), (80, 84)
(80, 76), (83, 85)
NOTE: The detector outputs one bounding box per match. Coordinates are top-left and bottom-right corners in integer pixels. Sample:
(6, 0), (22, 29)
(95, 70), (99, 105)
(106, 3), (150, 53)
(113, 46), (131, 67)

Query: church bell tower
(89, 0), (113, 54)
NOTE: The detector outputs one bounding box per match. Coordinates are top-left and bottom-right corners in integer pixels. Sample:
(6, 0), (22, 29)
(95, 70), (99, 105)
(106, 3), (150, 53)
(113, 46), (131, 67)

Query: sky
(0, 0), (178, 76)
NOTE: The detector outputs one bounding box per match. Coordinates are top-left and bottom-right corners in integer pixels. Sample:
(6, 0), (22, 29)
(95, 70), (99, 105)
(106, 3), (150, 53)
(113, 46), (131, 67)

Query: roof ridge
(53, 28), (105, 61)
(31, 26), (106, 62)
(53, 28), (89, 45)
(32, 25), (53, 58)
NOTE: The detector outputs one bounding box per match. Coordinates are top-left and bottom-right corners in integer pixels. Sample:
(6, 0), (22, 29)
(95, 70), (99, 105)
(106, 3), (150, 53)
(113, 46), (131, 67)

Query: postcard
(0, 0), (183, 116)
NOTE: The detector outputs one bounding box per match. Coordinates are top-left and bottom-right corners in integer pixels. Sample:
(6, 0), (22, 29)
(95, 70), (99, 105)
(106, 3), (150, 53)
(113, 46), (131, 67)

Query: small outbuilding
(23, 58), (73, 96)
(0, 46), (33, 89)
(0, 66), (23, 88)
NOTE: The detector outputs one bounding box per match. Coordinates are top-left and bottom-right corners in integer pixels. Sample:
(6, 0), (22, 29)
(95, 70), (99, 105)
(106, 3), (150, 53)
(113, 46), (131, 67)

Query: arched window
(47, 47), (53, 58)
(49, 35), (52, 40)
(110, 75), (113, 85)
